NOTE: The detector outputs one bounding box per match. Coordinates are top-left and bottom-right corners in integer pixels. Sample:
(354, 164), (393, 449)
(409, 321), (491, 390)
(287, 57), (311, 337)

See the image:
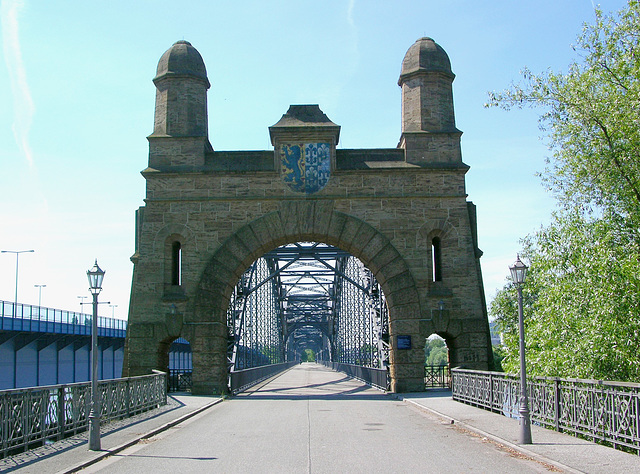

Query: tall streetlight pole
(509, 255), (532, 445)
(87, 260), (105, 451)
(109, 304), (118, 318)
(34, 284), (46, 319)
(1, 249), (34, 312)
(34, 284), (46, 307)
(77, 295), (87, 311)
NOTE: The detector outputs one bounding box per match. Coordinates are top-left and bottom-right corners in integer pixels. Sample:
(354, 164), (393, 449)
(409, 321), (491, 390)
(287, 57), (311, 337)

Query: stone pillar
(388, 309), (425, 393)
(188, 322), (229, 395)
(125, 322), (163, 377)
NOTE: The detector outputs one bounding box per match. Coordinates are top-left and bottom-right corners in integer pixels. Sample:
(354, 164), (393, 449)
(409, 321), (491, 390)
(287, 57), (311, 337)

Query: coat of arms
(281, 143), (331, 194)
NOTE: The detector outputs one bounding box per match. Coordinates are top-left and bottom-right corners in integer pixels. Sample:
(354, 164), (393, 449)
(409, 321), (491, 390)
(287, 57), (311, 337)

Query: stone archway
(123, 37), (495, 394)
(186, 203), (422, 394)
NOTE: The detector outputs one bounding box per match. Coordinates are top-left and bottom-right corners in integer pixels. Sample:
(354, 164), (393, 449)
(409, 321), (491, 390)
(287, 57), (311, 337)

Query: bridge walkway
(84, 365), (561, 473)
(4, 364), (639, 473)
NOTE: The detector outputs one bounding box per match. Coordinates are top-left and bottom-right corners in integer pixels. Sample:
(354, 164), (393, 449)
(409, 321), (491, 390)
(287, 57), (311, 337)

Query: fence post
(554, 378), (560, 432)
(488, 372), (493, 411)
(636, 394), (640, 456)
(162, 372), (167, 405)
(57, 386), (66, 440)
(126, 378), (131, 418)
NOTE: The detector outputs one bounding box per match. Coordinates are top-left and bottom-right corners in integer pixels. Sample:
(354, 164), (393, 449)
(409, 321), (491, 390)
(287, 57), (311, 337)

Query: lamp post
(87, 260), (105, 451)
(509, 255), (532, 445)
(1, 249), (34, 311)
(109, 304), (118, 318)
(34, 284), (46, 307)
(34, 284), (46, 319)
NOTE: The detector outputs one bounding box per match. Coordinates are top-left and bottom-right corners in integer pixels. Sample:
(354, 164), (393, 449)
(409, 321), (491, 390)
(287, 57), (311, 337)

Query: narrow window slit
(432, 237), (442, 282)
(171, 241), (182, 286)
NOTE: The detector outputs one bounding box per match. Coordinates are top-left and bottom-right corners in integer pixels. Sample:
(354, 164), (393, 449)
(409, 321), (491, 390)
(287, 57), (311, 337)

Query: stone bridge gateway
(123, 37), (494, 394)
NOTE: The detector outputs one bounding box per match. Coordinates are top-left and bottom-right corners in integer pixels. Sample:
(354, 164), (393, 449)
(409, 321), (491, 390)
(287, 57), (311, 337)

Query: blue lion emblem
(281, 143), (331, 194)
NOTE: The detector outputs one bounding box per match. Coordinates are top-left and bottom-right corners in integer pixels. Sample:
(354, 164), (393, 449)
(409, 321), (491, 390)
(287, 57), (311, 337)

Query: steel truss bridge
(225, 242), (390, 374)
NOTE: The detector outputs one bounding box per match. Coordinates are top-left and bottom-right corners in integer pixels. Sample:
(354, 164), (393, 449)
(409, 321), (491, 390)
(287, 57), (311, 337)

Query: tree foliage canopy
(488, 2), (640, 221)
(488, 1), (640, 382)
(424, 337), (448, 366)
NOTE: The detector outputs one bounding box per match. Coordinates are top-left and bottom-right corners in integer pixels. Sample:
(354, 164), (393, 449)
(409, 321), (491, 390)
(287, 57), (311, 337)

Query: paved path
(1, 392), (221, 473)
(79, 365), (554, 473)
(3, 364), (639, 473)
(401, 391), (640, 473)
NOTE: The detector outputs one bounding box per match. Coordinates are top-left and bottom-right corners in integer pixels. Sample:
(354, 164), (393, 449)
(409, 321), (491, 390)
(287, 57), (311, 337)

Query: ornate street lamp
(509, 255), (532, 444)
(87, 260), (105, 451)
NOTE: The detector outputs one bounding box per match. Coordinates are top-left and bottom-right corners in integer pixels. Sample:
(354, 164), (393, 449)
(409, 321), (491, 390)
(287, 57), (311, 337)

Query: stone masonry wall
(126, 162), (492, 393)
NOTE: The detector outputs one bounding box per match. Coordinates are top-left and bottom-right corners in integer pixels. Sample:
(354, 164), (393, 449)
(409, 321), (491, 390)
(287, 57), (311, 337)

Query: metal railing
(425, 365), (451, 388)
(0, 300), (127, 338)
(0, 371), (166, 458)
(452, 368), (640, 455)
(229, 362), (298, 394)
(168, 369), (192, 392)
(319, 361), (389, 391)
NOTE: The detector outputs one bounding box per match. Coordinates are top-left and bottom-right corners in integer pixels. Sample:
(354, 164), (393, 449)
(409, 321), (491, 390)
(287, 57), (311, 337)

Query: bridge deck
(85, 364), (550, 473)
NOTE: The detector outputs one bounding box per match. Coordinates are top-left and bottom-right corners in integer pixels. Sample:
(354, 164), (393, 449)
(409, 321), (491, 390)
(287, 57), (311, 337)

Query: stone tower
(123, 38), (494, 394)
(150, 40), (211, 169)
(398, 37), (461, 165)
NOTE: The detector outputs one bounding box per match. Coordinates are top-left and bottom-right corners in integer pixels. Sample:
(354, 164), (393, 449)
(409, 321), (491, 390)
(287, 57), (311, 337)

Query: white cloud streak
(2, 0), (34, 167)
(345, 0), (358, 74)
(347, 0), (356, 29)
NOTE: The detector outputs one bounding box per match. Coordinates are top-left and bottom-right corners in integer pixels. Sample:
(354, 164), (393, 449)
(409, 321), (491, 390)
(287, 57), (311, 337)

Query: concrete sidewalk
(0, 393), (222, 474)
(399, 390), (640, 474)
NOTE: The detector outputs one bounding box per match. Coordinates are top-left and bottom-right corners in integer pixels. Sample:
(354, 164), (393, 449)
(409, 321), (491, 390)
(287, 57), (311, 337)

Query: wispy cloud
(347, 0), (356, 29)
(345, 0), (358, 73)
(2, 0), (34, 167)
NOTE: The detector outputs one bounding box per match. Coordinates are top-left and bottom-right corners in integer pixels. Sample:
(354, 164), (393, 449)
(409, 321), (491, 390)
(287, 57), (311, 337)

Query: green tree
(424, 338), (448, 366)
(487, 2), (640, 223)
(492, 345), (505, 373)
(488, 2), (640, 382)
(301, 349), (315, 362)
(492, 216), (640, 380)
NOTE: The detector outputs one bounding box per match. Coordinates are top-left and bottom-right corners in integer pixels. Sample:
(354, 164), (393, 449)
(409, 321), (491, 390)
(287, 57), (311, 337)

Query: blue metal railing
(0, 300), (127, 338)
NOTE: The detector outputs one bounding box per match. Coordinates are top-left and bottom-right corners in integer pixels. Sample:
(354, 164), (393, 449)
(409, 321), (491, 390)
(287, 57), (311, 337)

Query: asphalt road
(83, 364), (554, 473)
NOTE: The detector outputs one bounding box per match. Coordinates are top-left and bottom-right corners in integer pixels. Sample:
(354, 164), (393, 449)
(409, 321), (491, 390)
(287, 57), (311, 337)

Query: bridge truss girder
(226, 242), (389, 372)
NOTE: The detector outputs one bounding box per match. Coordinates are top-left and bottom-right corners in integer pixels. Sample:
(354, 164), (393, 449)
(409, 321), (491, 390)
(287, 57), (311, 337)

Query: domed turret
(155, 40), (210, 86)
(398, 37), (461, 165)
(399, 37), (453, 84)
(151, 40), (210, 140)
(149, 40), (211, 168)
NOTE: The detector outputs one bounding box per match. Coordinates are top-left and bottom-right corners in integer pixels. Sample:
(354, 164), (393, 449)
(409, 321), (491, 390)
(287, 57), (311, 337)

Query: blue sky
(0, 0), (630, 318)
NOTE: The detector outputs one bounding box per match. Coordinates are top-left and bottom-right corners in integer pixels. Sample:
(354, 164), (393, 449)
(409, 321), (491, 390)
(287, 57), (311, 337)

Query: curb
(397, 396), (583, 474)
(58, 398), (223, 474)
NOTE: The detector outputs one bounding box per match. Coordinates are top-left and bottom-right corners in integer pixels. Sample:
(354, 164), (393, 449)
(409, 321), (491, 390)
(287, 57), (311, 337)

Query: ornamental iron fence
(452, 368), (640, 455)
(425, 365), (451, 389)
(319, 361), (389, 391)
(168, 369), (192, 393)
(0, 371), (166, 458)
